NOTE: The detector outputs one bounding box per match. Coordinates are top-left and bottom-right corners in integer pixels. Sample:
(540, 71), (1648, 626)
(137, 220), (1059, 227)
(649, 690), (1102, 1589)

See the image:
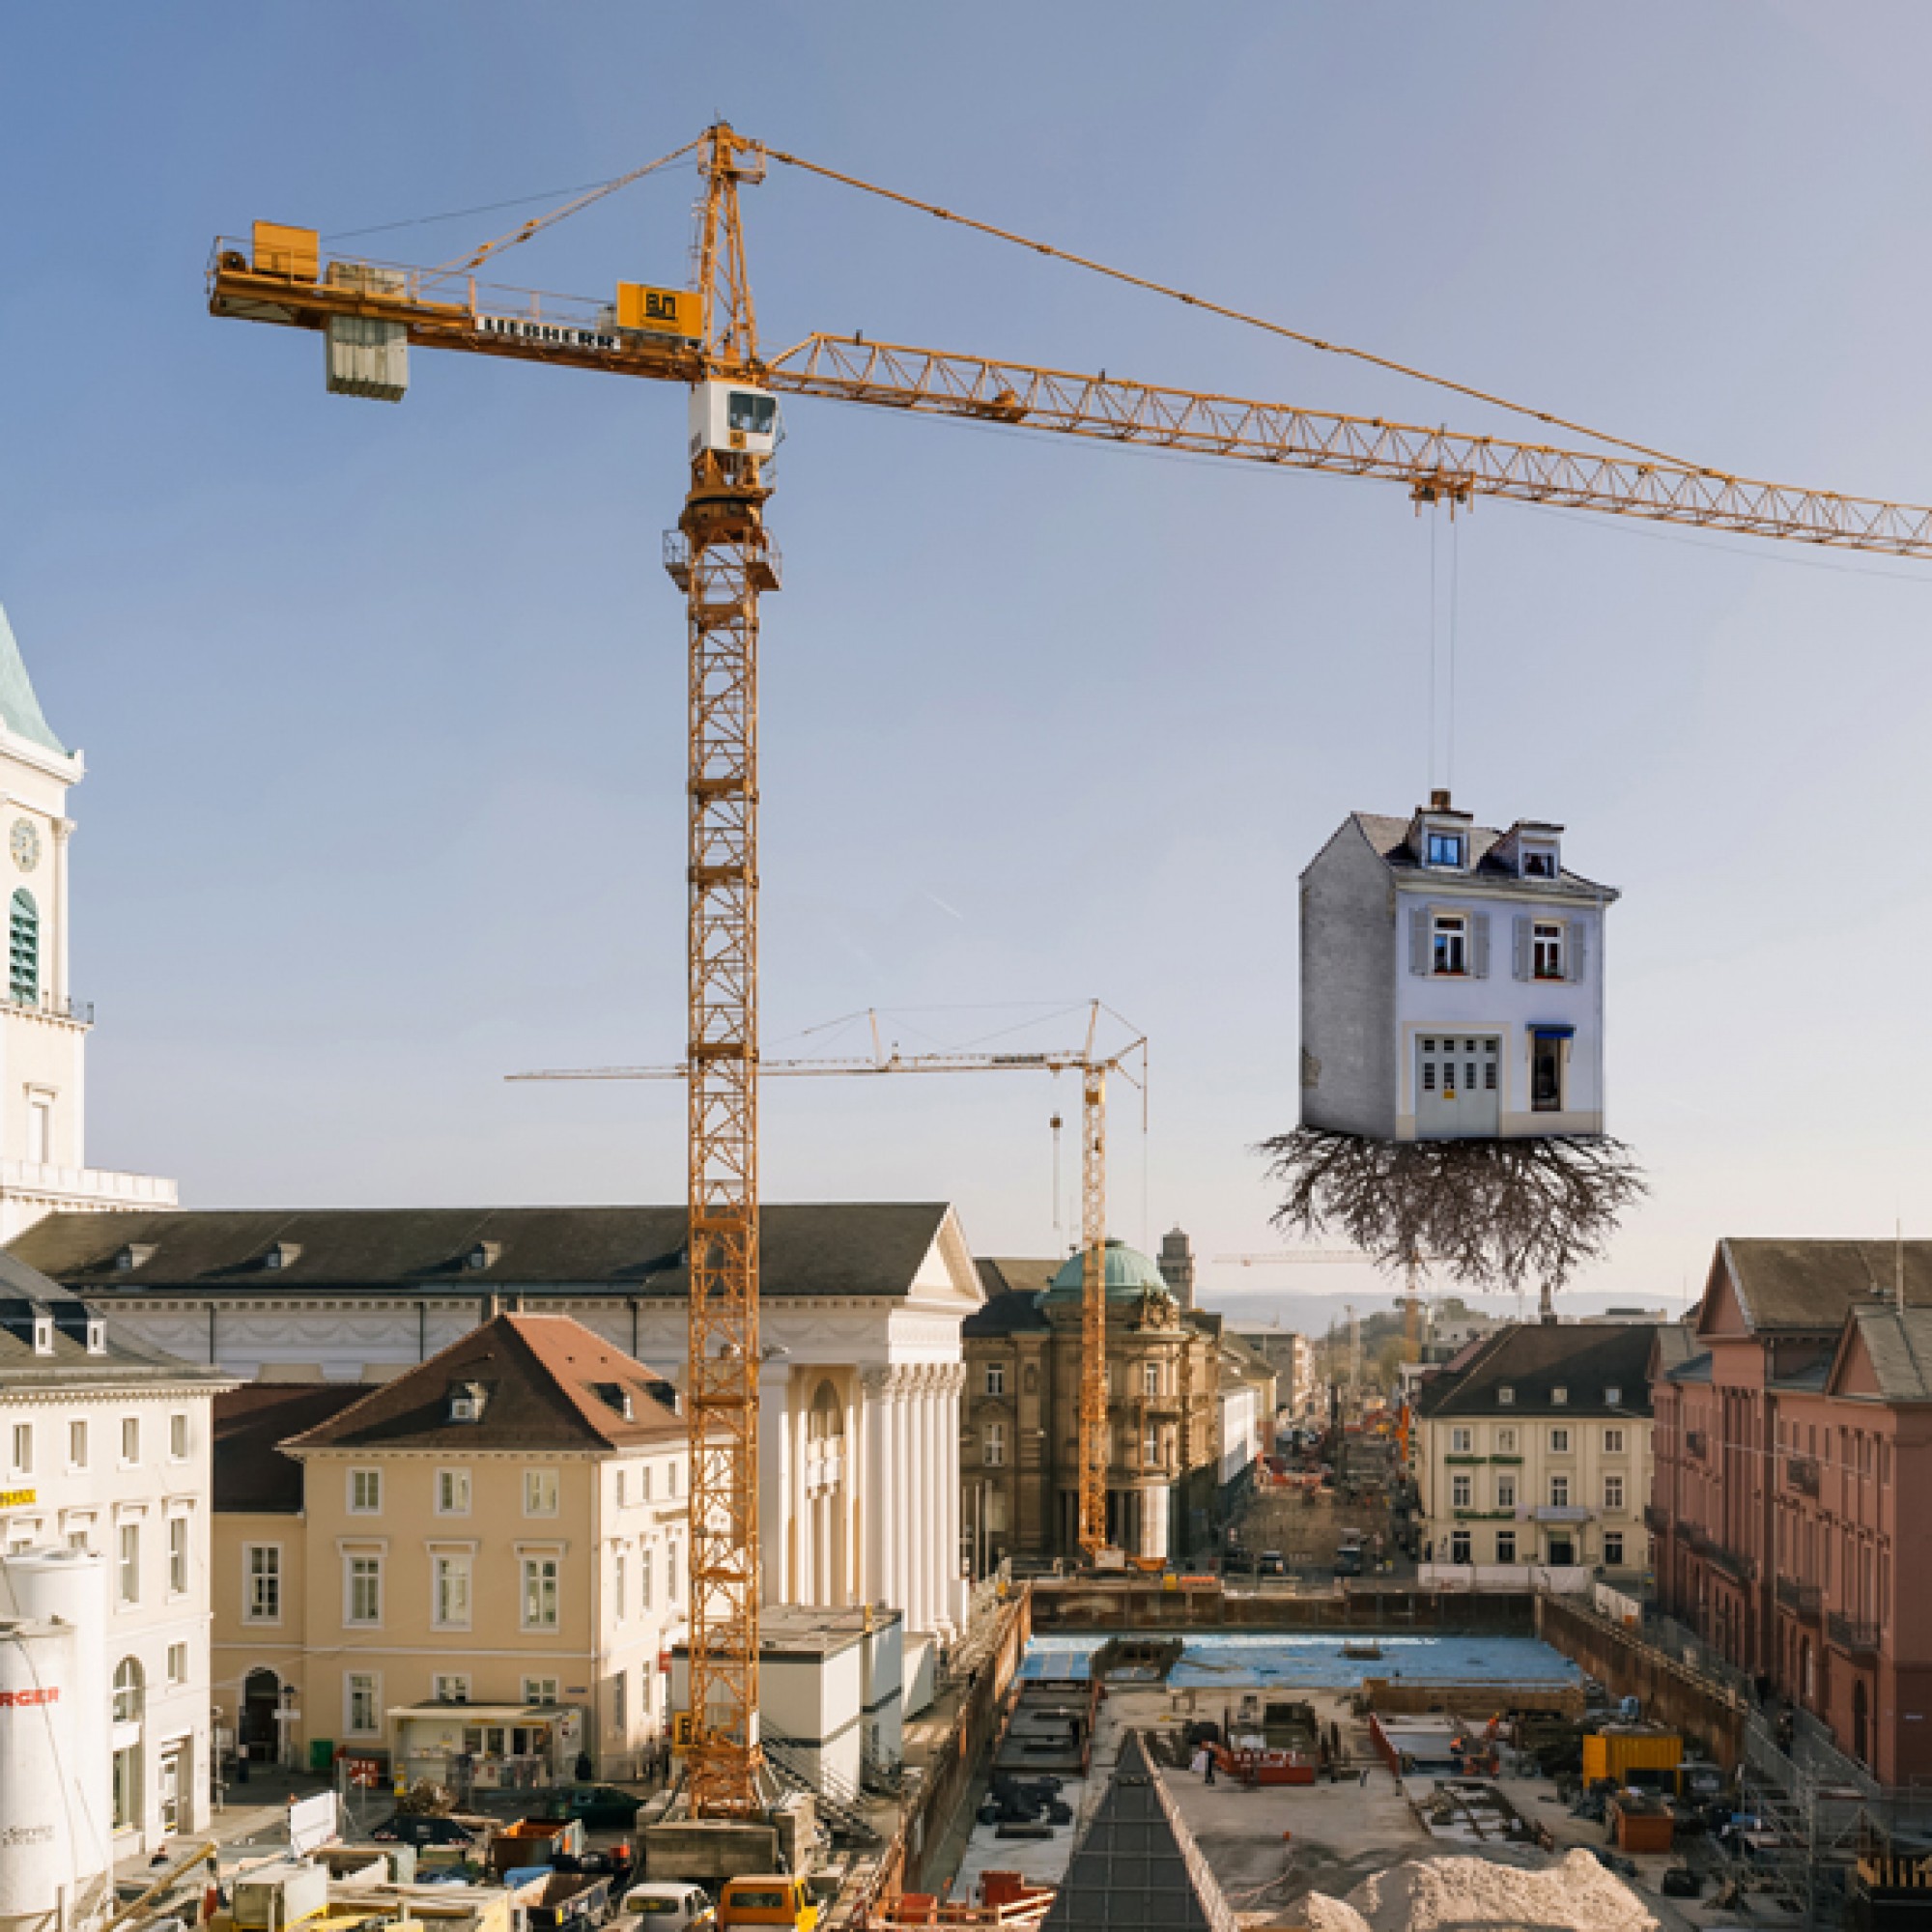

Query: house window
(1550, 1428), (1570, 1453)
(1432, 915), (1468, 976)
(1496, 1529), (1517, 1563)
(1144, 1361), (1161, 1397)
(1451, 1474), (1473, 1509)
(1427, 831), (1464, 868)
(1532, 923), (1565, 980)
(345, 1554), (382, 1625)
(615, 1471), (627, 1508)
(1449, 1529), (1472, 1562)
(434, 1554), (471, 1630)
(641, 1465), (653, 1503)
(668, 1463), (678, 1497)
(117, 1522), (140, 1606)
(11, 1424), (30, 1474)
(1604, 1532), (1625, 1567)
(1496, 1428), (1517, 1454)
(1531, 1035), (1565, 1112)
(346, 1674), (379, 1735)
(1551, 1387), (1569, 1406)
(245, 1546), (281, 1622)
(611, 1668), (627, 1737)
(986, 1363), (1006, 1398)
(525, 1469), (559, 1517)
(1143, 1425), (1160, 1466)
(522, 1555), (560, 1631)
(1520, 845), (1557, 878)
(69, 1420), (86, 1468)
(121, 1417), (139, 1465)
(10, 888), (38, 1003)
(168, 1515), (188, 1595)
(983, 1421), (1006, 1467)
(1549, 1476), (1571, 1507)
(165, 1642), (187, 1687)
(433, 1674), (470, 1705)
(169, 1413), (188, 1460)
(524, 1677), (559, 1707)
(112, 1656), (142, 1723)
(1604, 1427), (1625, 1454)
(1497, 1387), (1515, 1406)
(1450, 1427), (1472, 1454)
(641, 1546), (654, 1611)
(437, 1469), (470, 1516)
(348, 1468), (382, 1514)
(1496, 1474), (1517, 1509)
(613, 1550), (627, 1622)
(1604, 1475), (1625, 1512)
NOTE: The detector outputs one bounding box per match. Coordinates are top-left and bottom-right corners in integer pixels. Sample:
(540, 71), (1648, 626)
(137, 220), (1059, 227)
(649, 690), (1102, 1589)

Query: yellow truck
(717, 1877), (816, 1932)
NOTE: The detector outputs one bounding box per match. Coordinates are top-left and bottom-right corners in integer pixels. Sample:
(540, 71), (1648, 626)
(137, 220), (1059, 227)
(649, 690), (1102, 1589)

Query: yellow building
(212, 1312), (699, 1785)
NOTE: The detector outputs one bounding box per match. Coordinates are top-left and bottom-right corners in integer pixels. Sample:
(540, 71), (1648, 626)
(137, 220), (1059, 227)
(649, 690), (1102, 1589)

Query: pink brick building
(1650, 1239), (1932, 1783)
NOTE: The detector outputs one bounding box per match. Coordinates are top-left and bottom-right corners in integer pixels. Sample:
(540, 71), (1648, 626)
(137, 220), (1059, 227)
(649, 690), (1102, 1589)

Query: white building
(0, 605), (177, 1238)
(15, 1204), (978, 1708)
(0, 1250), (232, 1856)
(1300, 790), (1617, 1141)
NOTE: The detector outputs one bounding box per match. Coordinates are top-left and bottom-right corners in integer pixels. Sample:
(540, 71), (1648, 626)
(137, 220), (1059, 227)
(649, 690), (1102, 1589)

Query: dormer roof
(1339, 810), (1617, 902)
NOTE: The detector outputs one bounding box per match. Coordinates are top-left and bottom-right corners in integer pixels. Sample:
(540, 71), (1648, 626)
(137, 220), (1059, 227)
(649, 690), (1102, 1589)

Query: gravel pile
(1301, 1849), (1659, 1932)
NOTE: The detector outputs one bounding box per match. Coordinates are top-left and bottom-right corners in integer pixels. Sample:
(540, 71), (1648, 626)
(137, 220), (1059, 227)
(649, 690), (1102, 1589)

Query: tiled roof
(213, 1383), (368, 1511)
(1415, 1321), (1658, 1419)
(977, 1257), (1062, 1299)
(282, 1313), (687, 1453)
(12, 1203), (957, 1301)
(1350, 811), (1616, 900)
(1716, 1238), (1932, 1334)
(964, 1291), (1050, 1338)
(1841, 1306), (1932, 1404)
(0, 1248), (227, 1388)
(1040, 1730), (1237, 1932)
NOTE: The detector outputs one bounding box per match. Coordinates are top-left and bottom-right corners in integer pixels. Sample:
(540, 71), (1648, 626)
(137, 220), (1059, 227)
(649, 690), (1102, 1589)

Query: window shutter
(1513, 915), (1530, 981)
(1471, 912), (1491, 979)
(1408, 906), (1429, 975)
(1569, 920), (1588, 983)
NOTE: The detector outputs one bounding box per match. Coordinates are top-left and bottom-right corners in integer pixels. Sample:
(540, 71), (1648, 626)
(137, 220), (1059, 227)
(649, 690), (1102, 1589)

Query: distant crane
(1217, 1248), (1441, 1361)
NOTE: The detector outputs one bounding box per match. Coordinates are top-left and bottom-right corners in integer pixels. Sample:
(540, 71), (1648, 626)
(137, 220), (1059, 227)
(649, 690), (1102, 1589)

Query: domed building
(963, 1236), (1240, 1565)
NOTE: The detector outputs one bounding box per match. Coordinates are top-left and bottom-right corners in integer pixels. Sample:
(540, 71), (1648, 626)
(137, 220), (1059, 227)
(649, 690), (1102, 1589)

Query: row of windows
(1440, 1528), (1627, 1566)
(93, 1515), (196, 1609)
(610, 1540), (681, 1621)
(1419, 912), (1579, 980)
(348, 1465), (615, 1518)
(9, 1412), (190, 1478)
(108, 1648), (192, 1728)
(1446, 1424), (1627, 1455)
(1448, 1471), (1627, 1511)
(344, 1672), (563, 1738)
(981, 1360), (1168, 1400)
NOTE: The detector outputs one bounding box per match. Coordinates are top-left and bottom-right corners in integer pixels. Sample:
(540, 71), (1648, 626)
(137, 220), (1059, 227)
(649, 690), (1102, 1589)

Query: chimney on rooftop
(1430, 788), (1453, 811)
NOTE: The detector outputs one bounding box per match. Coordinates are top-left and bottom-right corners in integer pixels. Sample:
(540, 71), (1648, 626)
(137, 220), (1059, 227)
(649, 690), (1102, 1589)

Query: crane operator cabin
(1299, 793), (1616, 1142)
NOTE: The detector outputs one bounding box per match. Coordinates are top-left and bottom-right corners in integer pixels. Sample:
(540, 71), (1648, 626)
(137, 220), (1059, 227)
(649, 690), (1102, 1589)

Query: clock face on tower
(9, 819), (39, 872)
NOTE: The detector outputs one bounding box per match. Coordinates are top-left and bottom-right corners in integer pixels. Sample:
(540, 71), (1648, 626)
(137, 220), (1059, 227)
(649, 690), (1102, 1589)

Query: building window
(244, 1545), (281, 1622)
(611, 1667), (627, 1737)
(615, 1470), (627, 1508)
(1143, 1425), (1159, 1466)
(1549, 1476), (1570, 1507)
(117, 1522), (140, 1606)
(613, 1550), (627, 1622)
(437, 1469), (470, 1516)
(524, 1677), (559, 1707)
(348, 1468), (382, 1514)
(69, 1419), (86, 1469)
(1496, 1428), (1516, 1454)
(1144, 1362), (1161, 1398)
(1550, 1387), (1568, 1406)
(1520, 845), (1557, 878)
(346, 1674), (379, 1735)
(433, 1674), (470, 1705)
(112, 1655), (142, 1723)
(1603, 1475), (1625, 1512)
(10, 888), (38, 1004)
(983, 1421), (1006, 1467)
(1449, 1529), (1472, 1562)
(165, 1642), (187, 1688)
(522, 1555), (560, 1631)
(1604, 1532), (1625, 1567)
(1432, 914), (1468, 975)
(1532, 922), (1566, 980)
(1496, 1529), (1517, 1563)
(525, 1469), (559, 1517)
(986, 1363), (1006, 1398)
(121, 1417), (139, 1465)
(1451, 1474), (1473, 1509)
(668, 1537), (681, 1604)
(1550, 1428), (1570, 1453)
(1450, 1427), (1472, 1454)
(1427, 831), (1464, 868)
(169, 1413), (188, 1461)
(641, 1464), (653, 1503)
(11, 1423), (31, 1475)
(345, 1554), (382, 1626)
(433, 1554), (471, 1630)
(1497, 1387), (1515, 1406)
(641, 1546), (654, 1611)
(1496, 1474), (1517, 1509)
(1604, 1427), (1625, 1454)
(668, 1463), (679, 1498)
(1531, 1035), (1565, 1113)
(168, 1516), (188, 1595)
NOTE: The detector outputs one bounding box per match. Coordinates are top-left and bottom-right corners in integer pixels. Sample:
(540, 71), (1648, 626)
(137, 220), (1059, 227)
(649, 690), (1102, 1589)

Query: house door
(158, 1742), (185, 1835)
(1546, 1533), (1575, 1566)
(1416, 1036), (1500, 1138)
(242, 1669), (281, 1762)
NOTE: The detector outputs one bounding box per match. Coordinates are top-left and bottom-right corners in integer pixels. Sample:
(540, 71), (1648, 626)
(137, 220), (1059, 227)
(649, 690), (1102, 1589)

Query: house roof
(1836, 1306), (1932, 1404)
(1710, 1238), (1932, 1335)
(964, 1288), (1051, 1338)
(282, 1313), (687, 1453)
(0, 1247), (227, 1389)
(977, 1257), (1062, 1299)
(1415, 1321), (1658, 1419)
(1218, 1332), (1276, 1385)
(1043, 1239), (1170, 1306)
(1348, 811), (1617, 901)
(1039, 1730), (1237, 1932)
(11, 1203), (958, 1302)
(213, 1382), (368, 1511)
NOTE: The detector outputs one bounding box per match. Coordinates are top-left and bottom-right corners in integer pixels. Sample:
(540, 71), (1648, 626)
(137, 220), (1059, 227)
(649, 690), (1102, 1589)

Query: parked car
(1332, 1545), (1364, 1577)
(370, 1814), (480, 1847)
(1256, 1550), (1287, 1577)
(615, 1883), (718, 1931)
(542, 1785), (647, 1832)
(719, 1875), (816, 1932)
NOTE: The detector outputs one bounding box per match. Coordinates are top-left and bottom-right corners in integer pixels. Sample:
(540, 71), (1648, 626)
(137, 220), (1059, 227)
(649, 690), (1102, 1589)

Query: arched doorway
(1854, 1679), (1869, 1766)
(242, 1667), (282, 1763)
(805, 1379), (847, 1605)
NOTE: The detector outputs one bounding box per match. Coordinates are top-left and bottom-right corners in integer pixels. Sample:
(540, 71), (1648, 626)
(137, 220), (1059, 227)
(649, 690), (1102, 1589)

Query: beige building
(212, 1312), (701, 1785)
(1412, 1321), (1658, 1584)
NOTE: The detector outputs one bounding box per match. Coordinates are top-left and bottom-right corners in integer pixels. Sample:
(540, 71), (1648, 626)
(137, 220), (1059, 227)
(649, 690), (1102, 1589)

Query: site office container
(1581, 1727), (1683, 1786)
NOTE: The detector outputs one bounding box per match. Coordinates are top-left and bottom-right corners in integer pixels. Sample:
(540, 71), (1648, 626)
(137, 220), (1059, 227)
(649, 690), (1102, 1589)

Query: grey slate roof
(1040, 1731), (1236, 1932)
(0, 1246), (226, 1389)
(977, 1257), (1061, 1299)
(1415, 1321), (1658, 1419)
(10, 1203), (957, 1302)
(1841, 1306), (1932, 1404)
(963, 1288), (1050, 1338)
(213, 1383), (368, 1512)
(1350, 810), (1617, 900)
(1717, 1238), (1932, 1334)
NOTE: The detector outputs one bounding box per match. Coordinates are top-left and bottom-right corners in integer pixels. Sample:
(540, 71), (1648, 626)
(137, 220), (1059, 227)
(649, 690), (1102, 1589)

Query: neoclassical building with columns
(13, 1200), (980, 1704)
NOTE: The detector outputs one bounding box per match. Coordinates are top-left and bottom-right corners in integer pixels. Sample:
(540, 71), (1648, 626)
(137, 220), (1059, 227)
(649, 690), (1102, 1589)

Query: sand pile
(1301, 1849), (1658, 1932)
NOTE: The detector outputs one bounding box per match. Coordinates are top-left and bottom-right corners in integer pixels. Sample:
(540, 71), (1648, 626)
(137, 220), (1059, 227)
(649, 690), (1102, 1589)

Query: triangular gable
(906, 1205), (987, 1314)
(1695, 1245), (1751, 1341)
(1827, 1313), (1884, 1400)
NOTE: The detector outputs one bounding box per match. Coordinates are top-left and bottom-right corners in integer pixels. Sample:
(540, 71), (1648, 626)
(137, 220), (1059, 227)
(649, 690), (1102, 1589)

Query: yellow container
(616, 282), (701, 338)
(1583, 1726), (1683, 1785)
(253, 222), (320, 282)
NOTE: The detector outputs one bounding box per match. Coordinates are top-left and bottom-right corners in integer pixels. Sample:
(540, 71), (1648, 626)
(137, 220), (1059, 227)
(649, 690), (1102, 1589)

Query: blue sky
(5, 2), (1932, 1321)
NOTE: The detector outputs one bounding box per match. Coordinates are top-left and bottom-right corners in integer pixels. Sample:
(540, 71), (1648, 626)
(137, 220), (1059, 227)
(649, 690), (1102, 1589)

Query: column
(795, 1386), (817, 1605)
(758, 1361), (791, 1605)
(861, 1369), (892, 1605)
(944, 1364), (965, 1626)
(891, 1371), (914, 1621)
(838, 1378), (859, 1606)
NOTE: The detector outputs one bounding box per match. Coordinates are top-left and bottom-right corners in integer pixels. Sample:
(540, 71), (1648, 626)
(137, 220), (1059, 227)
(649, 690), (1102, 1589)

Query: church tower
(0, 605), (175, 1237)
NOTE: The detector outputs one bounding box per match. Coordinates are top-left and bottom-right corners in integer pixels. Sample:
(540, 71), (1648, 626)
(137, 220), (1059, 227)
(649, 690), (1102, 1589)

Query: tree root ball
(1258, 1128), (1646, 1299)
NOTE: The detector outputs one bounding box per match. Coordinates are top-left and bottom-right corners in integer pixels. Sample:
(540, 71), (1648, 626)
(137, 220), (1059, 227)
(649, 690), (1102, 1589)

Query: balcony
(1, 989), (92, 1026)
(1776, 1577), (1822, 1620)
(1786, 1456), (1820, 1497)
(1828, 1611), (1880, 1658)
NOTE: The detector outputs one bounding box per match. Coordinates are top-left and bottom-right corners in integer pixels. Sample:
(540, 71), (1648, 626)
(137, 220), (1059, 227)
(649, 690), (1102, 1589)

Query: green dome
(1043, 1237), (1169, 1304)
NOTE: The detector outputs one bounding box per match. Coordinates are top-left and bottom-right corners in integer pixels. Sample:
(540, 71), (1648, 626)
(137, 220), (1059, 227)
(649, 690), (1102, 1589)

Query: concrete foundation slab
(641, 1819), (781, 1883)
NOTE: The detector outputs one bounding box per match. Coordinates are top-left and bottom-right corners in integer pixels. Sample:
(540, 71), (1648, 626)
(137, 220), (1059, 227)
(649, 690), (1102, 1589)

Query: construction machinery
(208, 121), (1932, 1817)
(511, 1000), (1148, 1557)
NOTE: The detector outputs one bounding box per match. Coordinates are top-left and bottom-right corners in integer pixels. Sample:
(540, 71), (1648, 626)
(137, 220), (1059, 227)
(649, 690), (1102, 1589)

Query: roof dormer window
(1497, 1385), (1515, 1406)
(86, 1316), (105, 1356)
(466, 1242), (501, 1272)
(1551, 1385), (1569, 1406)
(33, 1315), (52, 1356)
(261, 1241), (301, 1272)
(114, 1243), (156, 1273)
(594, 1381), (635, 1420)
(1427, 830), (1465, 868)
(1520, 843), (1558, 878)
(448, 1380), (488, 1424)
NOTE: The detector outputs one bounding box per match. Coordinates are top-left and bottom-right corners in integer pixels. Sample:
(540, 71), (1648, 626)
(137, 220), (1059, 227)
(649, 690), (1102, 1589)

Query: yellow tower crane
(510, 1001), (1149, 1559)
(207, 122), (1932, 1815)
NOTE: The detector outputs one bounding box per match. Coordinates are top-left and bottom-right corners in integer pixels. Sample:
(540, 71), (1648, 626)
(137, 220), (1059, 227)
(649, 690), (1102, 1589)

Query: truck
(513, 1870), (611, 1932)
(717, 1876), (817, 1932)
(487, 1817), (588, 1873)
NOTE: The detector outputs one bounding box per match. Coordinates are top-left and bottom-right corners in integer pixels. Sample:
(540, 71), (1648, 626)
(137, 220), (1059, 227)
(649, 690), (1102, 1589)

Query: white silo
(0, 1548), (111, 1932)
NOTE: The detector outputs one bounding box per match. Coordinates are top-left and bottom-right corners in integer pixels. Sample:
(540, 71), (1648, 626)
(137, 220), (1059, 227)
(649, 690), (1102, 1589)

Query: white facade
(0, 606), (176, 1239)
(0, 1369), (231, 1858)
(1216, 1382), (1261, 1488)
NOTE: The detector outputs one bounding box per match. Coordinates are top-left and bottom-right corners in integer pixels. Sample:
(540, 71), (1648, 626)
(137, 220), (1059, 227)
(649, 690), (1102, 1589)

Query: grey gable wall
(1300, 817), (1396, 1137)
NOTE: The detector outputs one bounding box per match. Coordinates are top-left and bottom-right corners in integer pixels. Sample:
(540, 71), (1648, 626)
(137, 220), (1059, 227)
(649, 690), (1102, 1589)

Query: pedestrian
(1358, 1765), (1370, 1787)
(1204, 1748), (1216, 1786)
(1190, 1745), (1210, 1780)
